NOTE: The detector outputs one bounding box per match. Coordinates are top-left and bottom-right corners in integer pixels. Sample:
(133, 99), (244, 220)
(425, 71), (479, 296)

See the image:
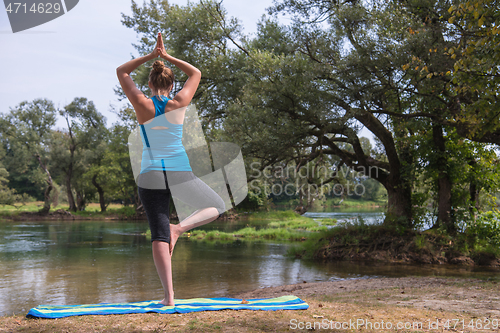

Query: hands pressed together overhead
(151, 32), (169, 59)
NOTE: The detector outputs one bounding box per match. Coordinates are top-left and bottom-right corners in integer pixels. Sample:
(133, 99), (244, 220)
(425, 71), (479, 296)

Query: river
(0, 211), (498, 316)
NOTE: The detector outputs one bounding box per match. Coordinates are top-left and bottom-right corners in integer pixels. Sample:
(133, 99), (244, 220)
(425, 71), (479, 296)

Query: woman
(117, 32), (225, 306)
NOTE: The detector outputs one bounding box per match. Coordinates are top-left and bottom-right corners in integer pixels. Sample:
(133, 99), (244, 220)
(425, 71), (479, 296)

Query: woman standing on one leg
(117, 33), (224, 306)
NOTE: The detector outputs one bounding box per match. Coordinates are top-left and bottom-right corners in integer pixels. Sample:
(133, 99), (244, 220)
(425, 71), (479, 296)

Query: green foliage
(316, 218), (337, 226)
(237, 179), (269, 211)
(466, 211), (500, 247)
(447, 0), (500, 141)
(0, 99), (57, 207)
(414, 234), (427, 250)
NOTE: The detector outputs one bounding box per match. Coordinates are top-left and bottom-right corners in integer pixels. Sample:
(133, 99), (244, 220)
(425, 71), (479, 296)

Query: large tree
(52, 98), (107, 211)
(120, 0), (499, 230)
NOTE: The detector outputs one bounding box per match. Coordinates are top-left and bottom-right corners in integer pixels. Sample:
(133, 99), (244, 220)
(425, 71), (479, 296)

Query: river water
(0, 211), (498, 316)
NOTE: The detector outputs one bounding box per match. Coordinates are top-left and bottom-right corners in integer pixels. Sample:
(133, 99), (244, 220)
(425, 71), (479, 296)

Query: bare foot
(159, 298), (175, 306)
(169, 224), (182, 256)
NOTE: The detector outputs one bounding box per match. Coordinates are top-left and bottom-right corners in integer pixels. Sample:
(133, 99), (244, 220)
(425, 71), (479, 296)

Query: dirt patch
(2, 276), (499, 332)
(234, 276), (500, 317)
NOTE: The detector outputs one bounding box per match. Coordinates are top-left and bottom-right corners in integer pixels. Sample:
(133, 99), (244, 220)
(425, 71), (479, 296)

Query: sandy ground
(234, 276), (500, 318)
(1, 276), (499, 332)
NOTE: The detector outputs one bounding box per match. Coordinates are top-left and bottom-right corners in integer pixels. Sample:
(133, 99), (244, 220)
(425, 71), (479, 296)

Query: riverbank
(289, 222), (500, 267)
(1, 276), (498, 332)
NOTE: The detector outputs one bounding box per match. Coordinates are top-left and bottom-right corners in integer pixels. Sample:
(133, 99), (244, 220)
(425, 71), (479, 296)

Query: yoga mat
(26, 295), (309, 319)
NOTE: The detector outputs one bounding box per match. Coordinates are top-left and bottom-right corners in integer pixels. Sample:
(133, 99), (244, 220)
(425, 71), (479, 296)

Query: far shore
(0, 199), (388, 221)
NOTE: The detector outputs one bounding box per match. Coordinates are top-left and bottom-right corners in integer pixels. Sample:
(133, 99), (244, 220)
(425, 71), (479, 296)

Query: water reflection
(303, 210), (386, 225)
(0, 218), (498, 316)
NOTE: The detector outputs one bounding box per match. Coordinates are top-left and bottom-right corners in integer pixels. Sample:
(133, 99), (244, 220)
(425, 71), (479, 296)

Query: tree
(119, 0), (416, 224)
(0, 145), (31, 206)
(105, 106), (145, 210)
(54, 98), (107, 211)
(120, 0), (499, 230)
(266, 0), (500, 229)
(0, 99), (57, 214)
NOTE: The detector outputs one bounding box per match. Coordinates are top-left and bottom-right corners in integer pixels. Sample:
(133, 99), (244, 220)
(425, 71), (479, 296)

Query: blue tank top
(139, 96), (192, 173)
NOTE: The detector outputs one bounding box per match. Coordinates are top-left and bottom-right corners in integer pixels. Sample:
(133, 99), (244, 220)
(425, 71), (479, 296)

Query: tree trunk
(66, 176), (76, 212)
(92, 174), (106, 212)
(64, 133), (77, 212)
(354, 111), (413, 228)
(469, 180), (479, 221)
(76, 191), (85, 211)
(35, 154), (53, 215)
(384, 179), (412, 228)
(432, 125), (454, 232)
(468, 159), (479, 219)
(134, 187), (143, 214)
(293, 180), (318, 215)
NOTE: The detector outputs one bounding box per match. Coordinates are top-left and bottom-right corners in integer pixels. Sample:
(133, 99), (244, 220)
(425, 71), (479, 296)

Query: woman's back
(139, 96), (192, 173)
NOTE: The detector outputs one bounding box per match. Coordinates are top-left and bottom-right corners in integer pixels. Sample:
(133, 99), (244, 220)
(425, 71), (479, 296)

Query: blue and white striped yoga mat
(26, 295), (309, 319)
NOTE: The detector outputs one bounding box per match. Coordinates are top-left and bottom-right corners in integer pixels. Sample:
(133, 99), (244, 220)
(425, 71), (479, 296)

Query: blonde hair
(149, 60), (174, 99)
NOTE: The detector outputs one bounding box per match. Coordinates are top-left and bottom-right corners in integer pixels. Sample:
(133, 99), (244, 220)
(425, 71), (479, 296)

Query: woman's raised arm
(156, 33), (201, 110)
(116, 52), (156, 111)
(116, 34), (164, 122)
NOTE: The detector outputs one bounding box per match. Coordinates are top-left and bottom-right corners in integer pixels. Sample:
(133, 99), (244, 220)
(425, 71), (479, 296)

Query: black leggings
(138, 171), (225, 243)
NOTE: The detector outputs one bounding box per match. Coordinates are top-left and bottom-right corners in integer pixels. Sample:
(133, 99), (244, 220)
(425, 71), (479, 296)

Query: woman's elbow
(116, 65), (129, 77)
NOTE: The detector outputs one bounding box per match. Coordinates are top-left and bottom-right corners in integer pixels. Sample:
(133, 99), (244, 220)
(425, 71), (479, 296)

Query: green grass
(0, 201), (136, 218)
(316, 218), (338, 226)
(143, 210), (328, 242)
(323, 197), (387, 207)
(0, 201), (45, 214)
(245, 210), (304, 221)
(189, 227), (308, 241)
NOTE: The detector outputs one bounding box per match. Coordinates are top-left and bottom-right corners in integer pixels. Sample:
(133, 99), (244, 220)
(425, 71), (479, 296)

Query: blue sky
(0, 0), (277, 128)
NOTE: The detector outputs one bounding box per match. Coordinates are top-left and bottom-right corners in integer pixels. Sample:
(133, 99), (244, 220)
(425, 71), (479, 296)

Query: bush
(466, 211), (500, 247)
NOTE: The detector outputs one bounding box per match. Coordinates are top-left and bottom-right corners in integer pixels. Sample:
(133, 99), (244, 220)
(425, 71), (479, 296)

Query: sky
(0, 0), (277, 129)
(0, 0), (373, 140)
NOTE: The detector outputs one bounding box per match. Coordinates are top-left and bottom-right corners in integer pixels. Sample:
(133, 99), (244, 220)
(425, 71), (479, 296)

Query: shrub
(466, 211), (500, 247)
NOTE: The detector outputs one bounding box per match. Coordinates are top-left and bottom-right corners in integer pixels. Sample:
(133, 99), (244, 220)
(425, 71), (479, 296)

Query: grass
(326, 197), (386, 207)
(272, 197), (387, 210)
(143, 211), (328, 242)
(245, 210), (305, 221)
(315, 218), (338, 226)
(190, 210), (332, 242)
(189, 227), (309, 242)
(0, 201), (137, 219)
